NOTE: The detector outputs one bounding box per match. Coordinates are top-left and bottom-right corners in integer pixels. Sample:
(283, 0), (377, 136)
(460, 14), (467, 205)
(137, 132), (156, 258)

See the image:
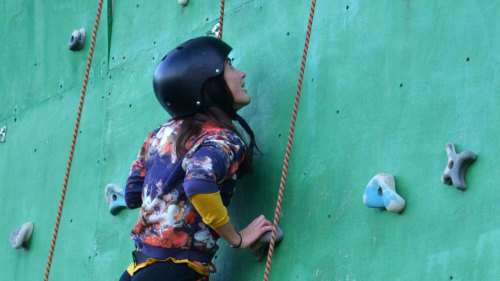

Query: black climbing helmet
(153, 36), (232, 118)
(153, 36), (260, 153)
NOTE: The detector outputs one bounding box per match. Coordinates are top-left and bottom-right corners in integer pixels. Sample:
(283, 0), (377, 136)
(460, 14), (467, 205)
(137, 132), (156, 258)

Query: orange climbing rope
(218, 0), (225, 39)
(43, 0), (104, 280)
(263, 0), (317, 280)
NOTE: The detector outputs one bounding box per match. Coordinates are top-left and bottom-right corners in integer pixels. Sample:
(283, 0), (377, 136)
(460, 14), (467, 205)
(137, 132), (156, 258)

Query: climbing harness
(127, 250), (216, 276)
(263, 1), (317, 280)
(43, 0), (104, 280)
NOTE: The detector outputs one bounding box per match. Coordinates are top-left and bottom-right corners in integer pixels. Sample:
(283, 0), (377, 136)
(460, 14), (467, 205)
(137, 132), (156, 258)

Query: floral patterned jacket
(125, 119), (246, 262)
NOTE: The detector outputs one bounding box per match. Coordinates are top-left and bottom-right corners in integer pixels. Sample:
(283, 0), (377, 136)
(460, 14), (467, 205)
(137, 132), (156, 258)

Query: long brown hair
(174, 74), (254, 176)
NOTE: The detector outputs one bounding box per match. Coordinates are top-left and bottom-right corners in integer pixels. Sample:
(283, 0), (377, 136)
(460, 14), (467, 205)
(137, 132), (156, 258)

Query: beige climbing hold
(10, 222), (34, 249)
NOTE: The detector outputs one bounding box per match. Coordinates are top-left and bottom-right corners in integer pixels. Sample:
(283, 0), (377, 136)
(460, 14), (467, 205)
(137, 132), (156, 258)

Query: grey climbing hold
(68, 28), (85, 51)
(10, 222), (34, 249)
(178, 0), (188, 6)
(441, 142), (477, 191)
(250, 227), (284, 261)
(105, 183), (127, 215)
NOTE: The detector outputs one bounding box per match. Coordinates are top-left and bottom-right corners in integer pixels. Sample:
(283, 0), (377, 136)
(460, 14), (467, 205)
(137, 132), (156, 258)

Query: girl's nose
(241, 71), (246, 78)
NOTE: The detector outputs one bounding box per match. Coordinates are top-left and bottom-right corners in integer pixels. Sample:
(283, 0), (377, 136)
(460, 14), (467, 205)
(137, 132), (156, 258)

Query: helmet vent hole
(161, 55), (168, 61)
(177, 46), (184, 50)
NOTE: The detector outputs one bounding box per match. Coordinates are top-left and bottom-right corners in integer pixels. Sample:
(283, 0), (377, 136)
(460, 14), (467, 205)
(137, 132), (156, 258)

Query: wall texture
(1, 0), (499, 280)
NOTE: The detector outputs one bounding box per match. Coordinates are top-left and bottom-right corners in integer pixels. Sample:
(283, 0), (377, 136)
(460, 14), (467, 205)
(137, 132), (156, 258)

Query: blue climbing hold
(363, 173), (406, 213)
(105, 183), (127, 215)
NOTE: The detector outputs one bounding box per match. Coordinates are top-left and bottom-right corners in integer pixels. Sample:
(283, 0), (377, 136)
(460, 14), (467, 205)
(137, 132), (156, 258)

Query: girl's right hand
(238, 215), (273, 249)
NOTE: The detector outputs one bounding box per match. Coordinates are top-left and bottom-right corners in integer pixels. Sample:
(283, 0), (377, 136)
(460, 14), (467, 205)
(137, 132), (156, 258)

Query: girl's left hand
(238, 215), (273, 249)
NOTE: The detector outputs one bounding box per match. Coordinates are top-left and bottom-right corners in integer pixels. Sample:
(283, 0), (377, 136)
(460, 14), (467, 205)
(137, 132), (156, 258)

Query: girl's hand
(238, 215), (273, 249)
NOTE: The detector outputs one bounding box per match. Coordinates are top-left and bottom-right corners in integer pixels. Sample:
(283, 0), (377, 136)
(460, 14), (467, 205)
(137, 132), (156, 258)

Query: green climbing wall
(1, 0), (499, 280)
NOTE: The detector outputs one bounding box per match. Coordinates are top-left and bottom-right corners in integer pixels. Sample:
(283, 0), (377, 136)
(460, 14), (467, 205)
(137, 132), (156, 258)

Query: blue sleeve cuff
(125, 177), (144, 209)
(183, 178), (219, 198)
(125, 187), (143, 209)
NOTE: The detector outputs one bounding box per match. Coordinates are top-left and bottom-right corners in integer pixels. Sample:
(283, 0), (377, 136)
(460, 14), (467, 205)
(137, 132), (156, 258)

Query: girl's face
(223, 59), (250, 110)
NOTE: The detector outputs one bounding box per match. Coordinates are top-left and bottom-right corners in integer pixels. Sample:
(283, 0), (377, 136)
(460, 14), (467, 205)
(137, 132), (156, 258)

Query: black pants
(119, 261), (208, 281)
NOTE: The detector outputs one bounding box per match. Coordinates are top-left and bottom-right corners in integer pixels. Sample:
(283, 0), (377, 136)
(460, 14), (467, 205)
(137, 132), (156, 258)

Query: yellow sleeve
(190, 191), (230, 229)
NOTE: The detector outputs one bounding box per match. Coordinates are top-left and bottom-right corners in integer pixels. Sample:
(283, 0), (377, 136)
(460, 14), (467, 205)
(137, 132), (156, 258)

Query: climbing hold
(68, 28), (86, 51)
(178, 0), (188, 6)
(10, 222), (34, 249)
(441, 142), (477, 191)
(250, 227), (284, 261)
(363, 173), (406, 213)
(205, 23), (221, 38)
(105, 183), (127, 215)
(0, 125), (6, 143)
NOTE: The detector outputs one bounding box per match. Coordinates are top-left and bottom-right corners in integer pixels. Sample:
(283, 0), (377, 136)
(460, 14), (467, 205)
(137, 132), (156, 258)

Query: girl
(119, 36), (273, 281)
